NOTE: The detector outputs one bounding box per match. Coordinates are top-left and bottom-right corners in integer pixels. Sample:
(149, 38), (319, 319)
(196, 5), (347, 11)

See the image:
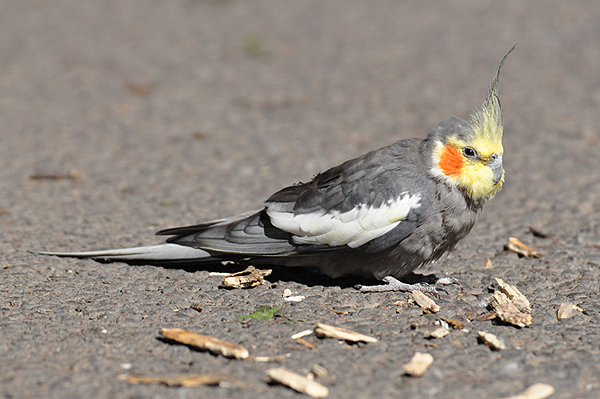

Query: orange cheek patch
(438, 145), (463, 176)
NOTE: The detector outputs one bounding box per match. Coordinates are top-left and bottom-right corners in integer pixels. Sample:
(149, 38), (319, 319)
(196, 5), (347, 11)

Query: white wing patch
(267, 193), (421, 248)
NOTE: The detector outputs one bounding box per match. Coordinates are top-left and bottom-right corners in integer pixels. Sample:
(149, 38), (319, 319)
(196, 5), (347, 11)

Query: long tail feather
(33, 244), (216, 262)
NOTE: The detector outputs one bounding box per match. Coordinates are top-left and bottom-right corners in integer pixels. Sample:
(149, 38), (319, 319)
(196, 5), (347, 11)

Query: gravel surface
(1, 1), (600, 398)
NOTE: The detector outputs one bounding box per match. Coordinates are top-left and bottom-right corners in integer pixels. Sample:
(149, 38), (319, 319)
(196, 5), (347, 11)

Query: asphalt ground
(1, 1), (600, 398)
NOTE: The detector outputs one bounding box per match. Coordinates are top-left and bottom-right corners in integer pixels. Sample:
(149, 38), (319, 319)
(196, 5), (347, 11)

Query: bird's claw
(357, 276), (440, 294)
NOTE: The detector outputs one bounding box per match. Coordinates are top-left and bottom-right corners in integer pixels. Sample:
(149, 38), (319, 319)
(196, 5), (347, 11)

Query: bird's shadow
(265, 267), (438, 289)
(127, 259), (438, 289)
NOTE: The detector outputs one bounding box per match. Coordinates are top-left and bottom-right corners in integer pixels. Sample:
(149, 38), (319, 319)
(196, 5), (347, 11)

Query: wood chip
(425, 326), (450, 339)
(403, 352), (434, 377)
(296, 337), (317, 349)
(313, 323), (378, 343)
(484, 257), (493, 269)
(284, 295), (305, 302)
(411, 290), (440, 313)
(557, 302), (585, 320)
(310, 364), (328, 378)
(441, 318), (467, 330)
(476, 311), (499, 321)
(488, 291), (533, 328)
(291, 329), (314, 340)
(120, 372), (234, 387)
(160, 328), (249, 359)
(190, 304), (203, 313)
(478, 331), (506, 350)
(248, 353), (291, 363)
(330, 308), (349, 315)
(424, 320), (450, 339)
(494, 278), (531, 313)
(266, 367), (329, 398)
(507, 237), (543, 258)
(220, 266), (272, 288)
(500, 383), (555, 399)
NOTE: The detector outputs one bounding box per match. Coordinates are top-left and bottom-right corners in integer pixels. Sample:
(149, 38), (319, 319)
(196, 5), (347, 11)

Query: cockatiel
(36, 47), (514, 292)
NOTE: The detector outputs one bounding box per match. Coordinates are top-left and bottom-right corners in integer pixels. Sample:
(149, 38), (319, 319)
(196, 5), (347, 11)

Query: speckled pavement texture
(1, 1), (599, 398)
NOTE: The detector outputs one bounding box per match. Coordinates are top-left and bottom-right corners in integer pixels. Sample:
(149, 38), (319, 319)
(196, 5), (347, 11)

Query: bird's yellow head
(430, 46), (514, 202)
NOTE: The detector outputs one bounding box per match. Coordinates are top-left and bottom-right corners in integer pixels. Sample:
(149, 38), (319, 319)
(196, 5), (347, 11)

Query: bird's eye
(463, 147), (477, 158)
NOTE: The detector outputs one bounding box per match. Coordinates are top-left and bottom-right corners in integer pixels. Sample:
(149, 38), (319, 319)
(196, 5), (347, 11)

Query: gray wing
(157, 211), (297, 256)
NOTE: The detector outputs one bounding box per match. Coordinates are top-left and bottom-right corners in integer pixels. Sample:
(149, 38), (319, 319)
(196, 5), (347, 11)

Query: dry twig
(220, 266), (272, 289)
(411, 290), (440, 313)
(160, 328), (249, 359)
(314, 323), (378, 343)
(266, 367), (329, 398)
(296, 337), (317, 349)
(506, 237), (543, 258)
(291, 329), (313, 340)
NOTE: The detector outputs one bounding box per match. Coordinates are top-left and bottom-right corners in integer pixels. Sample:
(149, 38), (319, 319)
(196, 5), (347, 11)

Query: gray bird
(36, 47), (514, 292)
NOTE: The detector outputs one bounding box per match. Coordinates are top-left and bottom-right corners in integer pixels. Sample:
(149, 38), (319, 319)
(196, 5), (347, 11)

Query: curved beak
(488, 154), (504, 185)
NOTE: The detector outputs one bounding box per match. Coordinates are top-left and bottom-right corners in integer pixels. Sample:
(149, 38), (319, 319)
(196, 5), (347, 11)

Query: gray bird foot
(357, 276), (440, 294)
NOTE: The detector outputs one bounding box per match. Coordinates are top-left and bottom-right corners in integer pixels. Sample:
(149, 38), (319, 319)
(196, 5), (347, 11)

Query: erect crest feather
(470, 44), (516, 145)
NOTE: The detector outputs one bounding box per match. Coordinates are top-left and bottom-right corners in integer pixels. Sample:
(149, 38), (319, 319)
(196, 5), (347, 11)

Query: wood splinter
(160, 328), (249, 359)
